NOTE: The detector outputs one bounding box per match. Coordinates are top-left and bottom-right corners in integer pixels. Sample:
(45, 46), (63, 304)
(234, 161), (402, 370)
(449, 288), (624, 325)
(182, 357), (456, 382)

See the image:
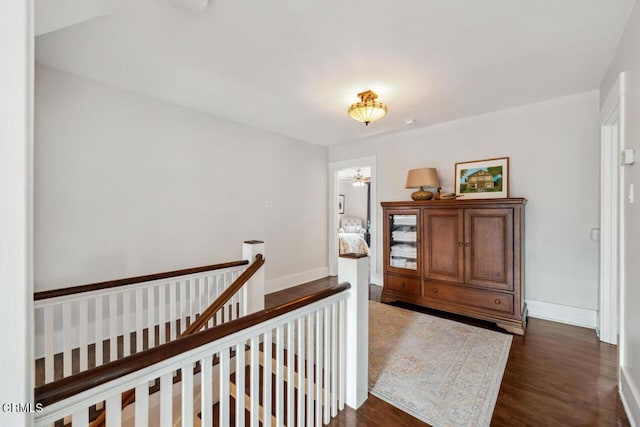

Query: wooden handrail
(35, 282), (350, 408)
(182, 253), (264, 335)
(34, 259), (249, 301)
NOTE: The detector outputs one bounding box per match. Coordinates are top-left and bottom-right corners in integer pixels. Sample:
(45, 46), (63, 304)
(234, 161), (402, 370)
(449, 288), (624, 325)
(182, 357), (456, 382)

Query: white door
(598, 74), (626, 345)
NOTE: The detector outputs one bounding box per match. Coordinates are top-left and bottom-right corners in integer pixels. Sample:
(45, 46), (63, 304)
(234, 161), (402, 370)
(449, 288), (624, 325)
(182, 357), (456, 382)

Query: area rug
(368, 301), (512, 427)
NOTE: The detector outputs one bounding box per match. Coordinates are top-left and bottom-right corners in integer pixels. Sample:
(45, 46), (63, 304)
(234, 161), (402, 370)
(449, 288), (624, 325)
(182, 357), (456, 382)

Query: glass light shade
(348, 90), (388, 125)
(405, 168), (440, 188)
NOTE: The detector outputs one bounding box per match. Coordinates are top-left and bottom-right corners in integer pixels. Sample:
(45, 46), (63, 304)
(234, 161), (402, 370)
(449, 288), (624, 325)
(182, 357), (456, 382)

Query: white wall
(0, 2), (33, 425)
(35, 65), (329, 293)
(338, 180), (368, 224)
(601, 1), (640, 424)
(330, 91), (601, 323)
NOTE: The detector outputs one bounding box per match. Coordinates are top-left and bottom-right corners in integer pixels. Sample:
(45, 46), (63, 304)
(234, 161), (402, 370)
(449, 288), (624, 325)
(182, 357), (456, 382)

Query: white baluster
(95, 296), (103, 367)
(136, 288), (144, 353)
(322, 305), (331, 424)
(135, 382), (149, 427)
(315, 309), (323, 426)
(297, 316), (306, 426)
(180, 280), (187, 334)
(276, 325), (284, 425)
(199, 277), (207, 321)
(208, 275), (216, 328)
(78, 299), (88, 372)
(188, 278), (196, 327)
(262, 331), (272, 427)
(72, 407), (88, 427)
(169, 282), (177, 341)
(330, 302), (338, 417)
(123, 291), (131, 357)
(216, 275), (224, 326)
(148, 286), (156, 349)
(62, 301), (72, 377)
(250, 336), (260, 427)
(109, 294), (118, 362)
(44, 305), (54, 383)
(287, 320), (295, 426)
(160, 373), (173, 427)
(306, 312), (315, 427)
(181, 363), (194, 427)
(201, 355), (213, 427)
(105, 394), (121, 427)
(324, 305), (330, 424)
(159, 283), (167, 345)
(235, 341), (246, 427)
(220, 348), (230, 425)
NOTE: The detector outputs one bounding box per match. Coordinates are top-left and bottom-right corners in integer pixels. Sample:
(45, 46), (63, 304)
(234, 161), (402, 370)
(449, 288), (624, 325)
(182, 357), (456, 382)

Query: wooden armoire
(381, 198), (527, 335)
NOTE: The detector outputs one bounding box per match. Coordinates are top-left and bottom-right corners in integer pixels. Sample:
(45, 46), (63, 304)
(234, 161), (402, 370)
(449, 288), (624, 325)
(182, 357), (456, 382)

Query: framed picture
(455, 157), (509, 199)
(338, 194), (345, 214)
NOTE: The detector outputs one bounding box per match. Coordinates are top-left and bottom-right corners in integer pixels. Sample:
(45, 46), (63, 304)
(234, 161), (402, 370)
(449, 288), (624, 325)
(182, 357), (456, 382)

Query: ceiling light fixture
(348, 90), (388, 126)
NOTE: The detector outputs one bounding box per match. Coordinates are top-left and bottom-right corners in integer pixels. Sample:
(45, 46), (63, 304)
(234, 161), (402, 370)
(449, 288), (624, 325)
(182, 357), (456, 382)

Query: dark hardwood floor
(266, 277), (630, 426)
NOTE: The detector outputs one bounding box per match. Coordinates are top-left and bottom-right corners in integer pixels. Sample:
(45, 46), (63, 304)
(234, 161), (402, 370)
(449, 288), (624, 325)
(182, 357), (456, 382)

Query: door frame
(0, 0), (34, 425)
(599, 73), (626, 346)
(328, 156), (377, 281)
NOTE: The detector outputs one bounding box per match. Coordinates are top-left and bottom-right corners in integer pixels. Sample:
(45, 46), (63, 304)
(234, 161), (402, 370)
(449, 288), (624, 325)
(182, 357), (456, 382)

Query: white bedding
(338, 232), (369, 255)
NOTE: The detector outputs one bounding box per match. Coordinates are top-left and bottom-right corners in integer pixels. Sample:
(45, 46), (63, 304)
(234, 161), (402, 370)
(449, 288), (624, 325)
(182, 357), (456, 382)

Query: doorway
(328, 156), (377, 282)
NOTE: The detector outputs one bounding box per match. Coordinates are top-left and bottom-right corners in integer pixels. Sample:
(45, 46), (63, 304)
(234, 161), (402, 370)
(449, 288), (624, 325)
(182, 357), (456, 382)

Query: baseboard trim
(526, 299), (597, 329)
(370, 273), (383, 286)
(266, 266), (329, 293)
(621, 366), (640, 427)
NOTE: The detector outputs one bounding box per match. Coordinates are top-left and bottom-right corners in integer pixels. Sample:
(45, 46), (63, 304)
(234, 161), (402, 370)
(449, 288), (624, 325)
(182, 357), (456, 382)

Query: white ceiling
(35, 0), (636, 146)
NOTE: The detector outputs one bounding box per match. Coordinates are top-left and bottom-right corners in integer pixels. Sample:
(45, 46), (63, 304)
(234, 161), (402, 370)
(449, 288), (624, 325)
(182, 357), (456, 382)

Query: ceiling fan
(352, 169), (371, 187)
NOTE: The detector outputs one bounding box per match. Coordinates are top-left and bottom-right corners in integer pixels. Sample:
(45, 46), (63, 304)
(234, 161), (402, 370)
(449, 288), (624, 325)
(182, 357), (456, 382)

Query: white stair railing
(34, 241), (265, 385)
(34, 284), (351, 427)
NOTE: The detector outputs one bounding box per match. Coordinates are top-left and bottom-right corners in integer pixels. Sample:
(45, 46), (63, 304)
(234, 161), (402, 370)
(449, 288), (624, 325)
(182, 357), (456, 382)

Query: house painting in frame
(455, 157), (509, 199)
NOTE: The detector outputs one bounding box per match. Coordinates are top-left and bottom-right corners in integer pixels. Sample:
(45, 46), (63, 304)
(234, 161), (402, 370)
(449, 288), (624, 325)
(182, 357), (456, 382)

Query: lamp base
(411, 187), (433, 201)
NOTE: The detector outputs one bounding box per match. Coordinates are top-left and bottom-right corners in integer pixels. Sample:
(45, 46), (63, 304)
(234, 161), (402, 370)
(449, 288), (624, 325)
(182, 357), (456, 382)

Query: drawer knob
(494, 299), (501, 305)
(400, 282), (406, 287)
(432, 288), (438, 293)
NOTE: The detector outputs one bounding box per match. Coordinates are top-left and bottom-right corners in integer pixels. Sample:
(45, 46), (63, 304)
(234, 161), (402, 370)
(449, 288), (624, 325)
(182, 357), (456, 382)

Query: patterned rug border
(368, 301), (512, 427)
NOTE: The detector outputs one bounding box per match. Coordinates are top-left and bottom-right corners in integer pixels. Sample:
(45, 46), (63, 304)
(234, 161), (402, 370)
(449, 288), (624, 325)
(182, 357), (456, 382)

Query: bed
(338, 217), (369, 255)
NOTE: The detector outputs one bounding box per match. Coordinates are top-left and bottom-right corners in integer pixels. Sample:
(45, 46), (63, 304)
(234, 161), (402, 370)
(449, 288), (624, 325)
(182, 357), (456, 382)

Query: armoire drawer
(385, 275), (421, 295)
(423, 281), (513, 315)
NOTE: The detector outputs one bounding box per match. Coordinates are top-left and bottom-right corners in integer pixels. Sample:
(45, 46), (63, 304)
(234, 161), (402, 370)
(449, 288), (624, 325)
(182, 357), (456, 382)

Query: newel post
(338, 253), (369, 409)
(242, 240), (265, 315)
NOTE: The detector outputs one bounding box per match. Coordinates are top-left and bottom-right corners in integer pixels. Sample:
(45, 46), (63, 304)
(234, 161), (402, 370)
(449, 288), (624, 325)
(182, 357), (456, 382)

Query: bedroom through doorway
(328, 156), (377, 283)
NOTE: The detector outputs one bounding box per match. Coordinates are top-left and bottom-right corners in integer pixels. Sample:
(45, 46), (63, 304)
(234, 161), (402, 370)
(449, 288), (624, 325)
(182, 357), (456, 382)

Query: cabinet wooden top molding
(381, 198), (526, 208)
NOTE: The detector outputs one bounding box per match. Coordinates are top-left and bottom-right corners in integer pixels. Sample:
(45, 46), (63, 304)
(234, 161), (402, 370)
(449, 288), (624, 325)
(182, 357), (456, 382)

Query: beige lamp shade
(405, 168), (440, 201)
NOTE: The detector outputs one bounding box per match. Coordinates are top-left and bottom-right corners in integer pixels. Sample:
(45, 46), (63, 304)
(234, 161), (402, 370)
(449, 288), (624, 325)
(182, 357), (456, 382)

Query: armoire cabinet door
(423, 209), (464, 283)
(464, 208), (514, 290)
(385, 208), (421, 277)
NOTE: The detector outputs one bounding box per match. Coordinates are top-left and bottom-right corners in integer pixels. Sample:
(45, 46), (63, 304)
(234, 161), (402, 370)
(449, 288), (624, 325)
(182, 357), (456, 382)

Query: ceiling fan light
(348, 90), (388, 125)
(352, 168), (368, 187)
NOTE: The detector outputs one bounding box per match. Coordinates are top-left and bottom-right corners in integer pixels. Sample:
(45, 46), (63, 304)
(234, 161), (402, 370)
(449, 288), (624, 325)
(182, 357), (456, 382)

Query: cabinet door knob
(400, 282), (406, 287)
(464, 242), (471, 247)
(458, 242), (464, 247)
(494, 299), (501, 305)
(432, 288), (438, 293)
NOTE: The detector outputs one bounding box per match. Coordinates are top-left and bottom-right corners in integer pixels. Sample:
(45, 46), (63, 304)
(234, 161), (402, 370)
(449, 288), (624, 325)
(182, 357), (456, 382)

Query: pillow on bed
(344, 225), (361, 233)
